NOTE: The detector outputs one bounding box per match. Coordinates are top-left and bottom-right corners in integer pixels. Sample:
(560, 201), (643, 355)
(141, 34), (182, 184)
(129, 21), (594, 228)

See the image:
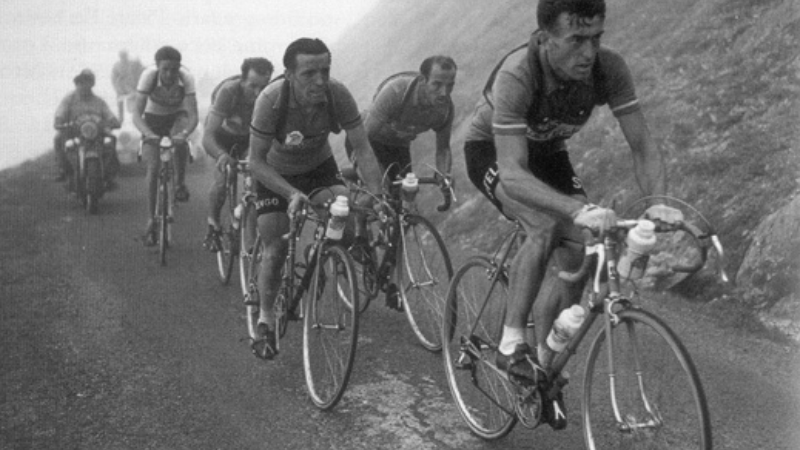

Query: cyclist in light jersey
(132, 45), (199, 246)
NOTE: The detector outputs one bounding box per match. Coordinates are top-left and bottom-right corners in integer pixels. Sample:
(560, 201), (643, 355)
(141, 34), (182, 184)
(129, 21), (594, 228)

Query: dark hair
(241, 57), (274, 79)
(155, 45), (182, 63)
(73, 69), (95, 86)
(283, 38), (330, 71)
(537, 0), (606, 33)
(419, 55), (457, 79)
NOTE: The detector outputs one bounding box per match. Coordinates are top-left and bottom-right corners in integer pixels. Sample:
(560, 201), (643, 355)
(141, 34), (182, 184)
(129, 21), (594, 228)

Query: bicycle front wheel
(442, 256), (517, 439)
(303, 243), (359, 410)
(216, 171), (238, 284)
(396, 214), (453, 352)
(583, 308), (711, 450)
(239, 203), (258, 297)
(158, 174), (170, 266)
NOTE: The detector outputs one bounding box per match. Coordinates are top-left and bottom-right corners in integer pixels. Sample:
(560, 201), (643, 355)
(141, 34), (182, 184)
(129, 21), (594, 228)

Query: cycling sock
(499, 326), (526, 355)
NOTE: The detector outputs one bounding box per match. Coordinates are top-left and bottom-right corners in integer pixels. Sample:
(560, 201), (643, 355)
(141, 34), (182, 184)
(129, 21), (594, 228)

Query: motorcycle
(62, 115), (115, 214)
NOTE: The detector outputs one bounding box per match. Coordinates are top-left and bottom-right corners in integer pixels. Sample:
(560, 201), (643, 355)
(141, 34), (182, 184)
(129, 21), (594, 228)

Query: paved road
(1, 156), (798, 449)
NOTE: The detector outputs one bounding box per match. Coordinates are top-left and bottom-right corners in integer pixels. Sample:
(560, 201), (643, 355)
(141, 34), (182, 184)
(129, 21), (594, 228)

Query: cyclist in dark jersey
(463, 0), (679, 429)
(202, 58), (273, 252)
(248, 38), (384, 355)
(132, 45), (199, 246)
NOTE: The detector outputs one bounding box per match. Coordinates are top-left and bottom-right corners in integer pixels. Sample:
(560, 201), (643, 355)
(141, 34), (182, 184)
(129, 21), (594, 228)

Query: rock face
(736, 195), (800, 341)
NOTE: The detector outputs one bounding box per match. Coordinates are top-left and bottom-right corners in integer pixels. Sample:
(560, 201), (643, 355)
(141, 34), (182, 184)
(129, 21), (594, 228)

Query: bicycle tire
(442, 256), (517, 439)
(85, 159), (101, 214)
(239, 203), (258, 297)
(158, 172), (170, 266)
(582, 307), (712, 450)
(353, 227), (379, 314)
(303, 243), (359, 410)
(216, 169), (238, 284)
(244, 236), (263, 341)
(396, 214), (453, 352)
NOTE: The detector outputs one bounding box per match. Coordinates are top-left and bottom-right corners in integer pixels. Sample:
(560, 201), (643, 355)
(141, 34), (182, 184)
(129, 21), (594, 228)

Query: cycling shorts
(254, 157), (343, 215)
(144, 111), (188, 137)
(464, 139), (586, 213)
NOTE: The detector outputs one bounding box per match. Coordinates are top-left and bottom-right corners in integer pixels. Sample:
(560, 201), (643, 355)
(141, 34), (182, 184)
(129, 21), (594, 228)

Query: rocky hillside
(332, 0), (800, 339)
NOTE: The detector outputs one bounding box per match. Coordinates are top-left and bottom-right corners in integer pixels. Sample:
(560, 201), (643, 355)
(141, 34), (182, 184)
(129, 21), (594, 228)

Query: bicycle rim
(583, 308), (712, 450)
(239, 204), (258, 297)
(244, 238), (263, 341)
(303, 244), (359, 410)
(216, 177), (238, 284)
(158, 176), (169, 266)
(397, 214), (452, 352)
(442, 256), (517, 439)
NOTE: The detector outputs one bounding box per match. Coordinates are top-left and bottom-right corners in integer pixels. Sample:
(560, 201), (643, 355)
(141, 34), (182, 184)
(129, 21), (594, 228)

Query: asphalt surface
(1, 154), (799, 449)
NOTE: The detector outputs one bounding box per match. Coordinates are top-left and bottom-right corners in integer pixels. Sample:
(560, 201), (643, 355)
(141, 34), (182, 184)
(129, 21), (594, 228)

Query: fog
(0, 0), (378, 171)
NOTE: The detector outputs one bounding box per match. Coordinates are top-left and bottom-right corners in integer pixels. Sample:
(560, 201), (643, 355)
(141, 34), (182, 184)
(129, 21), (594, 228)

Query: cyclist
(202, 57), (274, 252)
(132, 45), (199, 246)
(463, 0), (679, 429)
(249, 38), (384, 356)
(53, 69), (121, 187)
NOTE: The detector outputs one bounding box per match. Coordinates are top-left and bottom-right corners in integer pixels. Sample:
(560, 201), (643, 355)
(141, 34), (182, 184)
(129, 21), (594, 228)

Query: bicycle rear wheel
(583, 308), (711, 450)
(303, 243), (359, 410)
(442, 256), (517, 439)
(216, 170), (238, 284)
(396, 214), (452, 352)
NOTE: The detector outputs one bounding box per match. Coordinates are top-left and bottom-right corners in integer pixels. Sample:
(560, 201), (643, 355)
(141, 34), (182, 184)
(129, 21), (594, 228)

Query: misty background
(0, 0), (378, 170)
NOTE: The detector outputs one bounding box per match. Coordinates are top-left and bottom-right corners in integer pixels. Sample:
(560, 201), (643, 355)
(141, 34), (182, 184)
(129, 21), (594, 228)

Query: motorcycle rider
(53, 69), (121, 188)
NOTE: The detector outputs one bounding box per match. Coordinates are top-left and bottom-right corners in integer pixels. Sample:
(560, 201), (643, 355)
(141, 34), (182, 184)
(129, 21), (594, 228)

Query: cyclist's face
(287, 53), (331, 105)
(422, 65), (456, 105)
(242, 69), (271, 102)
(157, 60), (181, 86)
(544, 13), (605, 81)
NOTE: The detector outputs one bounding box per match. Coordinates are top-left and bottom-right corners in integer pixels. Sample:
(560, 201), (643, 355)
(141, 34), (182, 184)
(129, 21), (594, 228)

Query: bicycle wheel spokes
(397, 215), (453, 352)
(216, 176), (238, 284)
(583, 309), (711, 450)
(239, 204), (258, 297)
(303, 244), (359, 410)
(442, 256), (517, 439)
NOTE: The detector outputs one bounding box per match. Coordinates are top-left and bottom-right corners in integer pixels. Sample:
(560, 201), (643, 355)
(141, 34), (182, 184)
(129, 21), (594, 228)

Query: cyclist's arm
(346, 123), (384, 196)
(201, 114), (228, 160)
(496, 134), (585, 220)
(248, 134), (298, 200)
(131, 92), (157, 139)
(434, 126), (452, 177)
(618, 110), (666, 197)
(174, 95), (199, 140)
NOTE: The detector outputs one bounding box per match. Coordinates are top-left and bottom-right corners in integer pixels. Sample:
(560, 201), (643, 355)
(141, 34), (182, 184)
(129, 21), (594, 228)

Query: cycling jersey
(365, 74), (453, 147)
(254, 157), (343, 215)
(464, 33), (639, 146)
(209, 77), (255, 137)
(54, 92), (117, 129)
(136, 65), (196, 116)
(250, 77), (361, 176)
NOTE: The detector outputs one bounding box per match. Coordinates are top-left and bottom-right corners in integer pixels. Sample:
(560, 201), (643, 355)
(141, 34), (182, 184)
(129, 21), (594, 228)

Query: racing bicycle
(215, 148), (249, 284)
(442, 196), (727, 448)
(343, 165), (454, 352)
(239, 191), (360, 410)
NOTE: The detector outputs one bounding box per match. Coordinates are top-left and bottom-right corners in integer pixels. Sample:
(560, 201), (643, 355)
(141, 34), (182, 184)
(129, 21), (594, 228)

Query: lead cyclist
(462, 0), (681, 430)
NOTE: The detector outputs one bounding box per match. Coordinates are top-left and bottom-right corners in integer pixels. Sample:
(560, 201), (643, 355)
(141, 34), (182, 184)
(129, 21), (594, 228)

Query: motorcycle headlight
(80, 121), (99, 140)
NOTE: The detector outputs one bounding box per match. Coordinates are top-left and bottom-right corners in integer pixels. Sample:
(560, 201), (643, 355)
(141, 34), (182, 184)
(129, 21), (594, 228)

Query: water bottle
(546, 304), (586, 354)
(232, 204), (243, 230)
(325, 196), (350, 241)
(617, 220), (657, 280)
(401, 172), (419, 209)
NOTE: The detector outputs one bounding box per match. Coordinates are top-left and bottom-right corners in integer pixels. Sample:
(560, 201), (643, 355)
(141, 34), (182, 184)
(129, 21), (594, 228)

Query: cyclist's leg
(170, 112), (190, 191)
(207, 158), (227, 227)
(256, 211), (290, 330)
(141, 138), (160, 231)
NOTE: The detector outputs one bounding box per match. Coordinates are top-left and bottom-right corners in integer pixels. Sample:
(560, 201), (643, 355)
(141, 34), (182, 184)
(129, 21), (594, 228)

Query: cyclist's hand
(572, 204), (617, 234)
(215, 153), (236, 172)
(287, 191), (309, 220)
(643, 204), (684, 224)
(171, 131), (189, 144)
